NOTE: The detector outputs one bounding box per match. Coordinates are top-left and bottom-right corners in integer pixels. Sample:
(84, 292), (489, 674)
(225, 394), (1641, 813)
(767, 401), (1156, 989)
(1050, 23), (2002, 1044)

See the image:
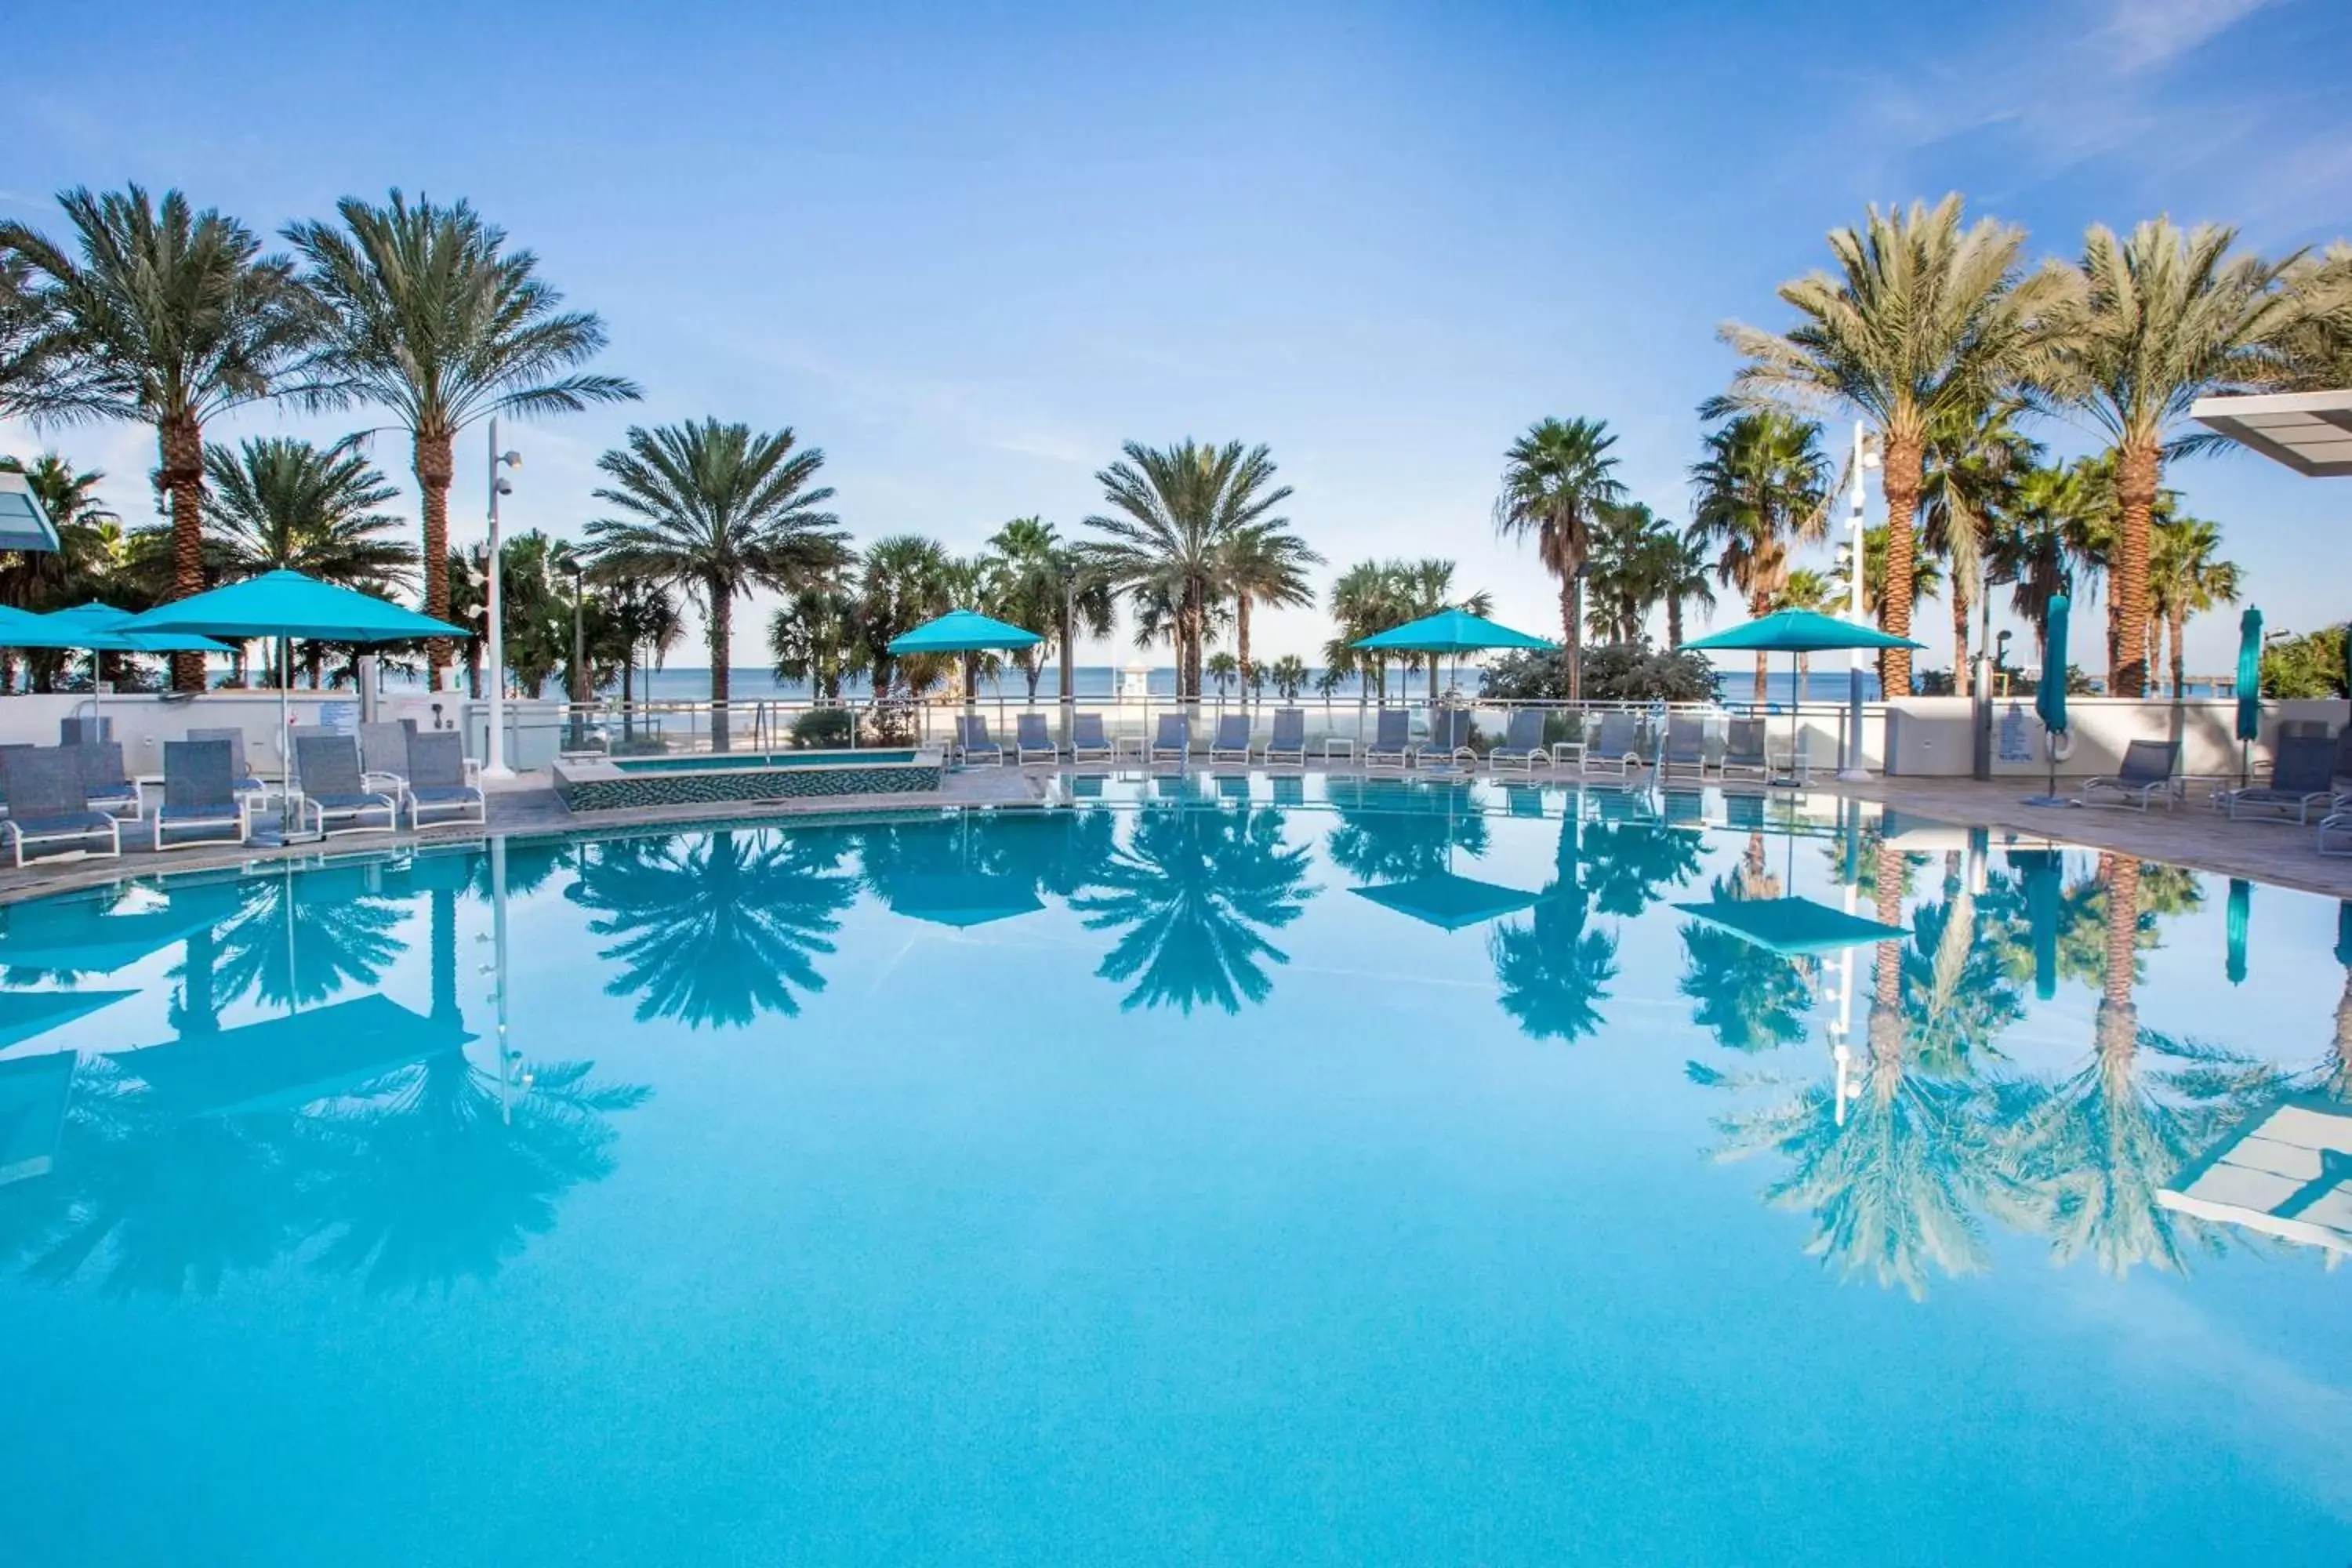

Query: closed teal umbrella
(2235, 606), (2263, 784)
(2012, 848), (2062, 1000)
(2025, 592), (2071, 805)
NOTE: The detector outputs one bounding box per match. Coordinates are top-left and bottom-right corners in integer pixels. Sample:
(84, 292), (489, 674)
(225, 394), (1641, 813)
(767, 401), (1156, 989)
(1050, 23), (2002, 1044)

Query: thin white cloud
(2103, 0), (2278, 73)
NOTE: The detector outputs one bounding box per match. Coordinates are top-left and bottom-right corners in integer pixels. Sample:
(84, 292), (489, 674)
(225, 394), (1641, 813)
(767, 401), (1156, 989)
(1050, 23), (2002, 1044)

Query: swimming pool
(1, 775), (2345, 1564)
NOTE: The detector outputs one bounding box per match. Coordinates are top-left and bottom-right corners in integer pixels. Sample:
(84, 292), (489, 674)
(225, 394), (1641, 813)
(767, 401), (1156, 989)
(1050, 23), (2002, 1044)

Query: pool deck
(0, 760), (2345, 904)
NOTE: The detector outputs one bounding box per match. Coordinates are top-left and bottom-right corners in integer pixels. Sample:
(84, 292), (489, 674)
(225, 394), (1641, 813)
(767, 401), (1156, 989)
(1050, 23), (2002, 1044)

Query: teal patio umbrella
(2025, 591), (2072, 806)
(1682, 610), (1922, 783)
(1351, 873), (1540, 931)
(887, 608), (1045, 746)
(2235, 605), (2263, 784)
(30, 601), (230, 713)
(2009, 847), (2063, 1001)
(125, 571), (470, 815)
(1355, 608), (1554, 707)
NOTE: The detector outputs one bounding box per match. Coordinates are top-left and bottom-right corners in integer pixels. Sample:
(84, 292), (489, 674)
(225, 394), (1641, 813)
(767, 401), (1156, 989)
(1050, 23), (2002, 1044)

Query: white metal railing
(532, 692), (1874, 773)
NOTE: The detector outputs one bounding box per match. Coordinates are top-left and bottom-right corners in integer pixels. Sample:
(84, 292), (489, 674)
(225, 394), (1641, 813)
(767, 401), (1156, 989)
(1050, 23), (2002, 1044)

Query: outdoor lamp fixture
(1837, 423), (1882, 780)
(483, 420), (522, 779)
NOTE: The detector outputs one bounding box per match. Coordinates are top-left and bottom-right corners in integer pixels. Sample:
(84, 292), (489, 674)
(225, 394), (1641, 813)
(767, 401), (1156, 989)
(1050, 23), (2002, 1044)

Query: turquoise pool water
(612, 747), (920, 772)
(1, 775), (2346, 1565)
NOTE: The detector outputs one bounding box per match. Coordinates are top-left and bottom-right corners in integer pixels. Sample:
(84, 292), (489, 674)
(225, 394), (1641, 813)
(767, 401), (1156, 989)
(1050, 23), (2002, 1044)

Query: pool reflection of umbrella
(0, 985), (138, 1047)
(2011, 848), (2063, 1001)
(1352, 873), (1539, 931)
(2024, 590), (2072, 806)
(1670, 894), (1907, 957)
(0, 895), (224, 975)
(118, 993), (472, 1118)
(882, 872), (1044, 929)
(2227, 877), (2252, 985)
(0, 1051), (75, 1184)
(1682, 611), (1922, 785)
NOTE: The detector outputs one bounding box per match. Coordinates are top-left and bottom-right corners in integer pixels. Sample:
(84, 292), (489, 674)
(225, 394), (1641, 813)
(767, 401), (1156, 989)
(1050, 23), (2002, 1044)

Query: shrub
(1480, 641), (1718, 703)
(791, 707), (858, 749)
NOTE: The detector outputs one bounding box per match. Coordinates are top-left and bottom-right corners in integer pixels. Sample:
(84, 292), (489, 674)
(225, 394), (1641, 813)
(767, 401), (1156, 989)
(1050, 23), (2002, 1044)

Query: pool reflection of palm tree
(569, 829), (854, 1027)
(304, 1047), (651, 1294)
(1073, 807), (1315, 1013)
(1323, 782), (1489, 884)
(1580, 814), (1704, 918)
(212, 866), (410, 1011)
(1490, 813), (1618, 1042)
(2004, 855), (2267, 1277)
(1901, 853), (2027, 1073)
(1678, 872), (1811, 1053)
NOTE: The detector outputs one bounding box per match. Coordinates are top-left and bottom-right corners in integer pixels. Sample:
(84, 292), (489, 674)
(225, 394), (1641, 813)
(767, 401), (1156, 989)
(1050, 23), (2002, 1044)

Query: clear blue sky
(5, 0), (2347, 673)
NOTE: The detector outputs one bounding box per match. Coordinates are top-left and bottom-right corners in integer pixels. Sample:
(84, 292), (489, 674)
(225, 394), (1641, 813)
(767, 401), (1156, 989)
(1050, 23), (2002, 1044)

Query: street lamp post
(483, 419), (522, 779)
(1837, 420), (1880, 780)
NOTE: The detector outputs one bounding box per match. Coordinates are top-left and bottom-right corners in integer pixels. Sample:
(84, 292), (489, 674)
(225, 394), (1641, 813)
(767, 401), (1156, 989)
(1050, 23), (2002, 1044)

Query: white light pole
(1837, 420), (1881, 780)
(482, 419), (522, 779)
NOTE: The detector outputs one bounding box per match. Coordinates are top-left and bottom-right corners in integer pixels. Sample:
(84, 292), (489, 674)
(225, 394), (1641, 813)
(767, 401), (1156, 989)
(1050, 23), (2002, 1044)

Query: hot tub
(551, 747), (944, 811)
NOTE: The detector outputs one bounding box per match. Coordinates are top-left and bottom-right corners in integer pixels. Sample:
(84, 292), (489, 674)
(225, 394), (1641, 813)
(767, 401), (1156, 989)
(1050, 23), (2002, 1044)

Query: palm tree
(1204, 650), (1239, 697)
(854, 534), (953, 710)
(198, 435), (416, 686)
(286, 191), (640, 688)
(1, 185), (319, 689)
(1494, 416), (1625, 701)
(1679, 874), (1813, 1053)
(1842, 524), (1944, 690)
(1580, 501), (1664, 645)
(1083, 440), (1293, 700)
(1323, 560), (1408, 700)
(1719, 196), (2073, 696)
(1687, 411), (1831, 699)
(2147, 515), (2239, 697)
(1991, 459), (2103, 666)
(595, 576), (681, 731)
(1220, 518), (1322, 692)
(1267, 654), (1310, 700)
(1656, 527), (1716, 649)
(585, 419), (848, 747)
(0, 246), (58, 419)
(1920, 397), (2038, 695)
(767, 582), (858, 700)
(2053, 220), (2298, 696)
(988, 517), (1112, 706)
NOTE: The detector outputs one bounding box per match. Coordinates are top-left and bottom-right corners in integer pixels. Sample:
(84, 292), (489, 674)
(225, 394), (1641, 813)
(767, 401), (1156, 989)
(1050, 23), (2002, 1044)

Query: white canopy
(2190, 389), (2352, 477)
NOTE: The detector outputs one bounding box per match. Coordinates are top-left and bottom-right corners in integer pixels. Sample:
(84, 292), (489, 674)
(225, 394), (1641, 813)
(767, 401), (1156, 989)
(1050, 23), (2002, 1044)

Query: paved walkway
(0, 762), (2343, 905)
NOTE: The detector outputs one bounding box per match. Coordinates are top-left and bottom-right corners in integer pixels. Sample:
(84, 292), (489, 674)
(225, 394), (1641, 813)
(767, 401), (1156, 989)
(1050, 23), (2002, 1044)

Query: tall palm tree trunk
(2112, 444), (2158, 698)
(1878, 436), (1922, 696)
(1748, 591), (1770, 702)
(1560, 575), (1583, 703)
(160, 413), (209, 692)
(708, 578), (732, 753)
(2098, 853), (2141, 1071)
(1236, 592), (1254, 698)
(1058, 599), (1077, 719)
(416, 431), (456, 691)
(1951, 589), (1972, 699)
(1666, 593), (1684, 650)
(2168, 607), (2187, 698)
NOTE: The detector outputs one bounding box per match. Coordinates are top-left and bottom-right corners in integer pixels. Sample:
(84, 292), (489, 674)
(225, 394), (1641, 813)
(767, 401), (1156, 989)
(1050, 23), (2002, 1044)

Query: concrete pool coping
(0, 761), (2345, 906)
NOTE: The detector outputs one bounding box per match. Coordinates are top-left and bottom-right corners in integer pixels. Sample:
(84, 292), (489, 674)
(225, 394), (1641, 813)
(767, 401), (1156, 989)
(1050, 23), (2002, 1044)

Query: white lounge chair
(1659, 716), (1708, 782)
(1364, 709), (1415, 771)
(1719, 717), (1770, 782)
(1488, 709), (1552, 774)
(405, 731), (487, 829)
(1070, 712), (1115, 764)
(1581, 712), (1644, 778)
(1258, 707), (1307, 767)
(292, 734), (398, 837)
(1209, 714), (1252, 764)
(1151, 714), (1191, 764)
(1014, 713), (1062, 765)
(151, 739), (252, 851)
(2216, 734), (2338, 825)
(954, 715), (1005, 766)
(0, 749), (122, 866)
